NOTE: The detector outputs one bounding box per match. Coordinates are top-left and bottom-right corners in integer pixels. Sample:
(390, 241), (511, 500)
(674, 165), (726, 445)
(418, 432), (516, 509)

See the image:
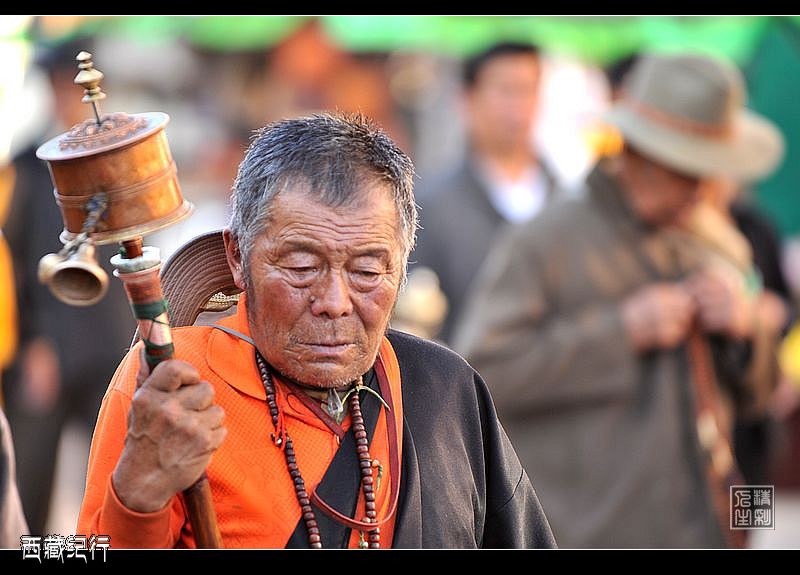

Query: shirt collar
(207, 294), (267, 401)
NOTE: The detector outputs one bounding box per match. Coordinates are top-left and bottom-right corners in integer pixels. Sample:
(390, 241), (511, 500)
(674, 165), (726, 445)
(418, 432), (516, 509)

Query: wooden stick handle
(115, 245), (223, 548)
(183, 475), (222, 549)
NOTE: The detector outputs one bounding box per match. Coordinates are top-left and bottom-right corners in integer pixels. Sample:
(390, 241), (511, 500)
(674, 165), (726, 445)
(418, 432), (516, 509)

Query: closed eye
(283, 266), (319, 287)
(354, 270), (380, 278)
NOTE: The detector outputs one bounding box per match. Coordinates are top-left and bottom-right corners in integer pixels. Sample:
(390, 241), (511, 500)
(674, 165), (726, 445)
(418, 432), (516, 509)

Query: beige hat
(605, 53), (784, 181)
(160, 230), (240, 327)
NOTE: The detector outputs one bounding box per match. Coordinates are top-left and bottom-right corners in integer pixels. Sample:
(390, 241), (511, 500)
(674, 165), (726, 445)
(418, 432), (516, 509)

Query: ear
(223, 228), (246, 291)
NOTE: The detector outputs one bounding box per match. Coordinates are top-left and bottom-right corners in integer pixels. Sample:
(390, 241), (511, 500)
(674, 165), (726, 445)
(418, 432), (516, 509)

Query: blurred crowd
(2, 16), (800, 548)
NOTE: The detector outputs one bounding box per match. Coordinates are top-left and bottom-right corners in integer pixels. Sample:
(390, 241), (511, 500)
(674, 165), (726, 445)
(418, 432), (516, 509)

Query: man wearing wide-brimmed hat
(456, 53), (784, 548)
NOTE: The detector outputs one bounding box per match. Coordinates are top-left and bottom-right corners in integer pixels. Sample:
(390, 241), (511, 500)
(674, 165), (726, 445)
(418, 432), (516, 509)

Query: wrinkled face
(620, 149), (701, 228)
(225, 184), (403, 388)
(465, 53), (541, 152)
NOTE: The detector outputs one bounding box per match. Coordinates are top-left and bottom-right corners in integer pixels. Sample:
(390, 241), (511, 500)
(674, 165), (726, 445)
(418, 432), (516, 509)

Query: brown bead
(258, 352), (398, 552)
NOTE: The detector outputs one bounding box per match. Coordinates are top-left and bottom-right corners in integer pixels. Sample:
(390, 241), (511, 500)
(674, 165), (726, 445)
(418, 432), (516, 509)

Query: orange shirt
(78, 296), (402, 548)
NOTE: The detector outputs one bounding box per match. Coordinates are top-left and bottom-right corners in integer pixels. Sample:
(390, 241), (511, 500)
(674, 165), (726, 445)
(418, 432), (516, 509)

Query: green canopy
(38, 16), (800, 235)
(41, 15), (787, 63)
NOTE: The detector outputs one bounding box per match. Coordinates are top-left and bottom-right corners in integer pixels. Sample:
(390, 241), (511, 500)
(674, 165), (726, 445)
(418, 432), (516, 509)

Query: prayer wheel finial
(74, 51), (106, 123)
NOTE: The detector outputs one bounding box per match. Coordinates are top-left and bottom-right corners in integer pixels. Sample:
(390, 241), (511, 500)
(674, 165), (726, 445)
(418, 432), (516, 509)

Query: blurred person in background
(406, 42), (561, 343)
(0, 408), (26, 547)
(1, 124), (28, 551)
(606, 53), (794, 487)
(0, 168), (16, 398)
(682, 178), (793, 486)
(455, 53), (785, 548)
(2, 39), (134, 534)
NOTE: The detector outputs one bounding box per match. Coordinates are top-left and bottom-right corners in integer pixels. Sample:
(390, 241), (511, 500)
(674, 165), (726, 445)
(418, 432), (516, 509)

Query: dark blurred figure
(456, 54), (784, 547)
(2, 40), (134, 533)
(408, 42), (560, 343)
(604, 53), (639, 101)
(1, 408), (27, 547)
(685, 179), (793, 486)
(1, 159), (27, 547)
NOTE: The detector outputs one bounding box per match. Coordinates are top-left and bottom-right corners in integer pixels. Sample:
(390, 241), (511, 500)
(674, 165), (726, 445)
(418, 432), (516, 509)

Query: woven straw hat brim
(159, 230), (240, 328)
(604, 105), (784, 182)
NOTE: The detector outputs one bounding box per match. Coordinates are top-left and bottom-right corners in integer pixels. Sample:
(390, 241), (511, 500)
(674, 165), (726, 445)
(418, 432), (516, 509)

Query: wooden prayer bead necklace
(256, 351), (381, 549)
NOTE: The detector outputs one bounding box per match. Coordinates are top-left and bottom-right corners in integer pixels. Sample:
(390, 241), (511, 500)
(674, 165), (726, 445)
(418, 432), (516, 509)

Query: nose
(310, 269), (353, 319)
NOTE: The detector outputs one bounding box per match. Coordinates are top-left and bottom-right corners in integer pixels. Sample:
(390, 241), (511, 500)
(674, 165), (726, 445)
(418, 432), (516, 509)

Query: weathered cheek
(254, 278), (311, 327)
(358, 287), (399, 327)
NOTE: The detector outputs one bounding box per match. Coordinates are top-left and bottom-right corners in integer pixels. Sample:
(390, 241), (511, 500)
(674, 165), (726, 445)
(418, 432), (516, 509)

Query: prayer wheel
(35, 50), (221, 548)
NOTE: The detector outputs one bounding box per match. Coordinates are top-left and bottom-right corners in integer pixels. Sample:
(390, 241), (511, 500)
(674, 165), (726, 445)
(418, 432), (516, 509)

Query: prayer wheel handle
(112, 238), (223, 549)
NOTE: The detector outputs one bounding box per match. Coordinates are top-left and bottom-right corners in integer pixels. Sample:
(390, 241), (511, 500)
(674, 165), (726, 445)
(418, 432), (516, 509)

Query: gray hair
(229, 113), (417, 284)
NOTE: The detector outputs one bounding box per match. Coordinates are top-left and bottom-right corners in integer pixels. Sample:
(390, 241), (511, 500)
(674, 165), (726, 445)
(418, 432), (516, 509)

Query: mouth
(298, 342), (354, 354)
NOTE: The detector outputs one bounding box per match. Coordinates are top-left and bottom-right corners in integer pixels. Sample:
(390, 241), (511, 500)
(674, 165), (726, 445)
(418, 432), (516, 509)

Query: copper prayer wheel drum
(36, 111), (192, 245)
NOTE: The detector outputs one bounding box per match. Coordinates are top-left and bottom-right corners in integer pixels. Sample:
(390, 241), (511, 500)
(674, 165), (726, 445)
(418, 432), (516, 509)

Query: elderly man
(77, 113), (554, 549)
(455, 54), (784, 548)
